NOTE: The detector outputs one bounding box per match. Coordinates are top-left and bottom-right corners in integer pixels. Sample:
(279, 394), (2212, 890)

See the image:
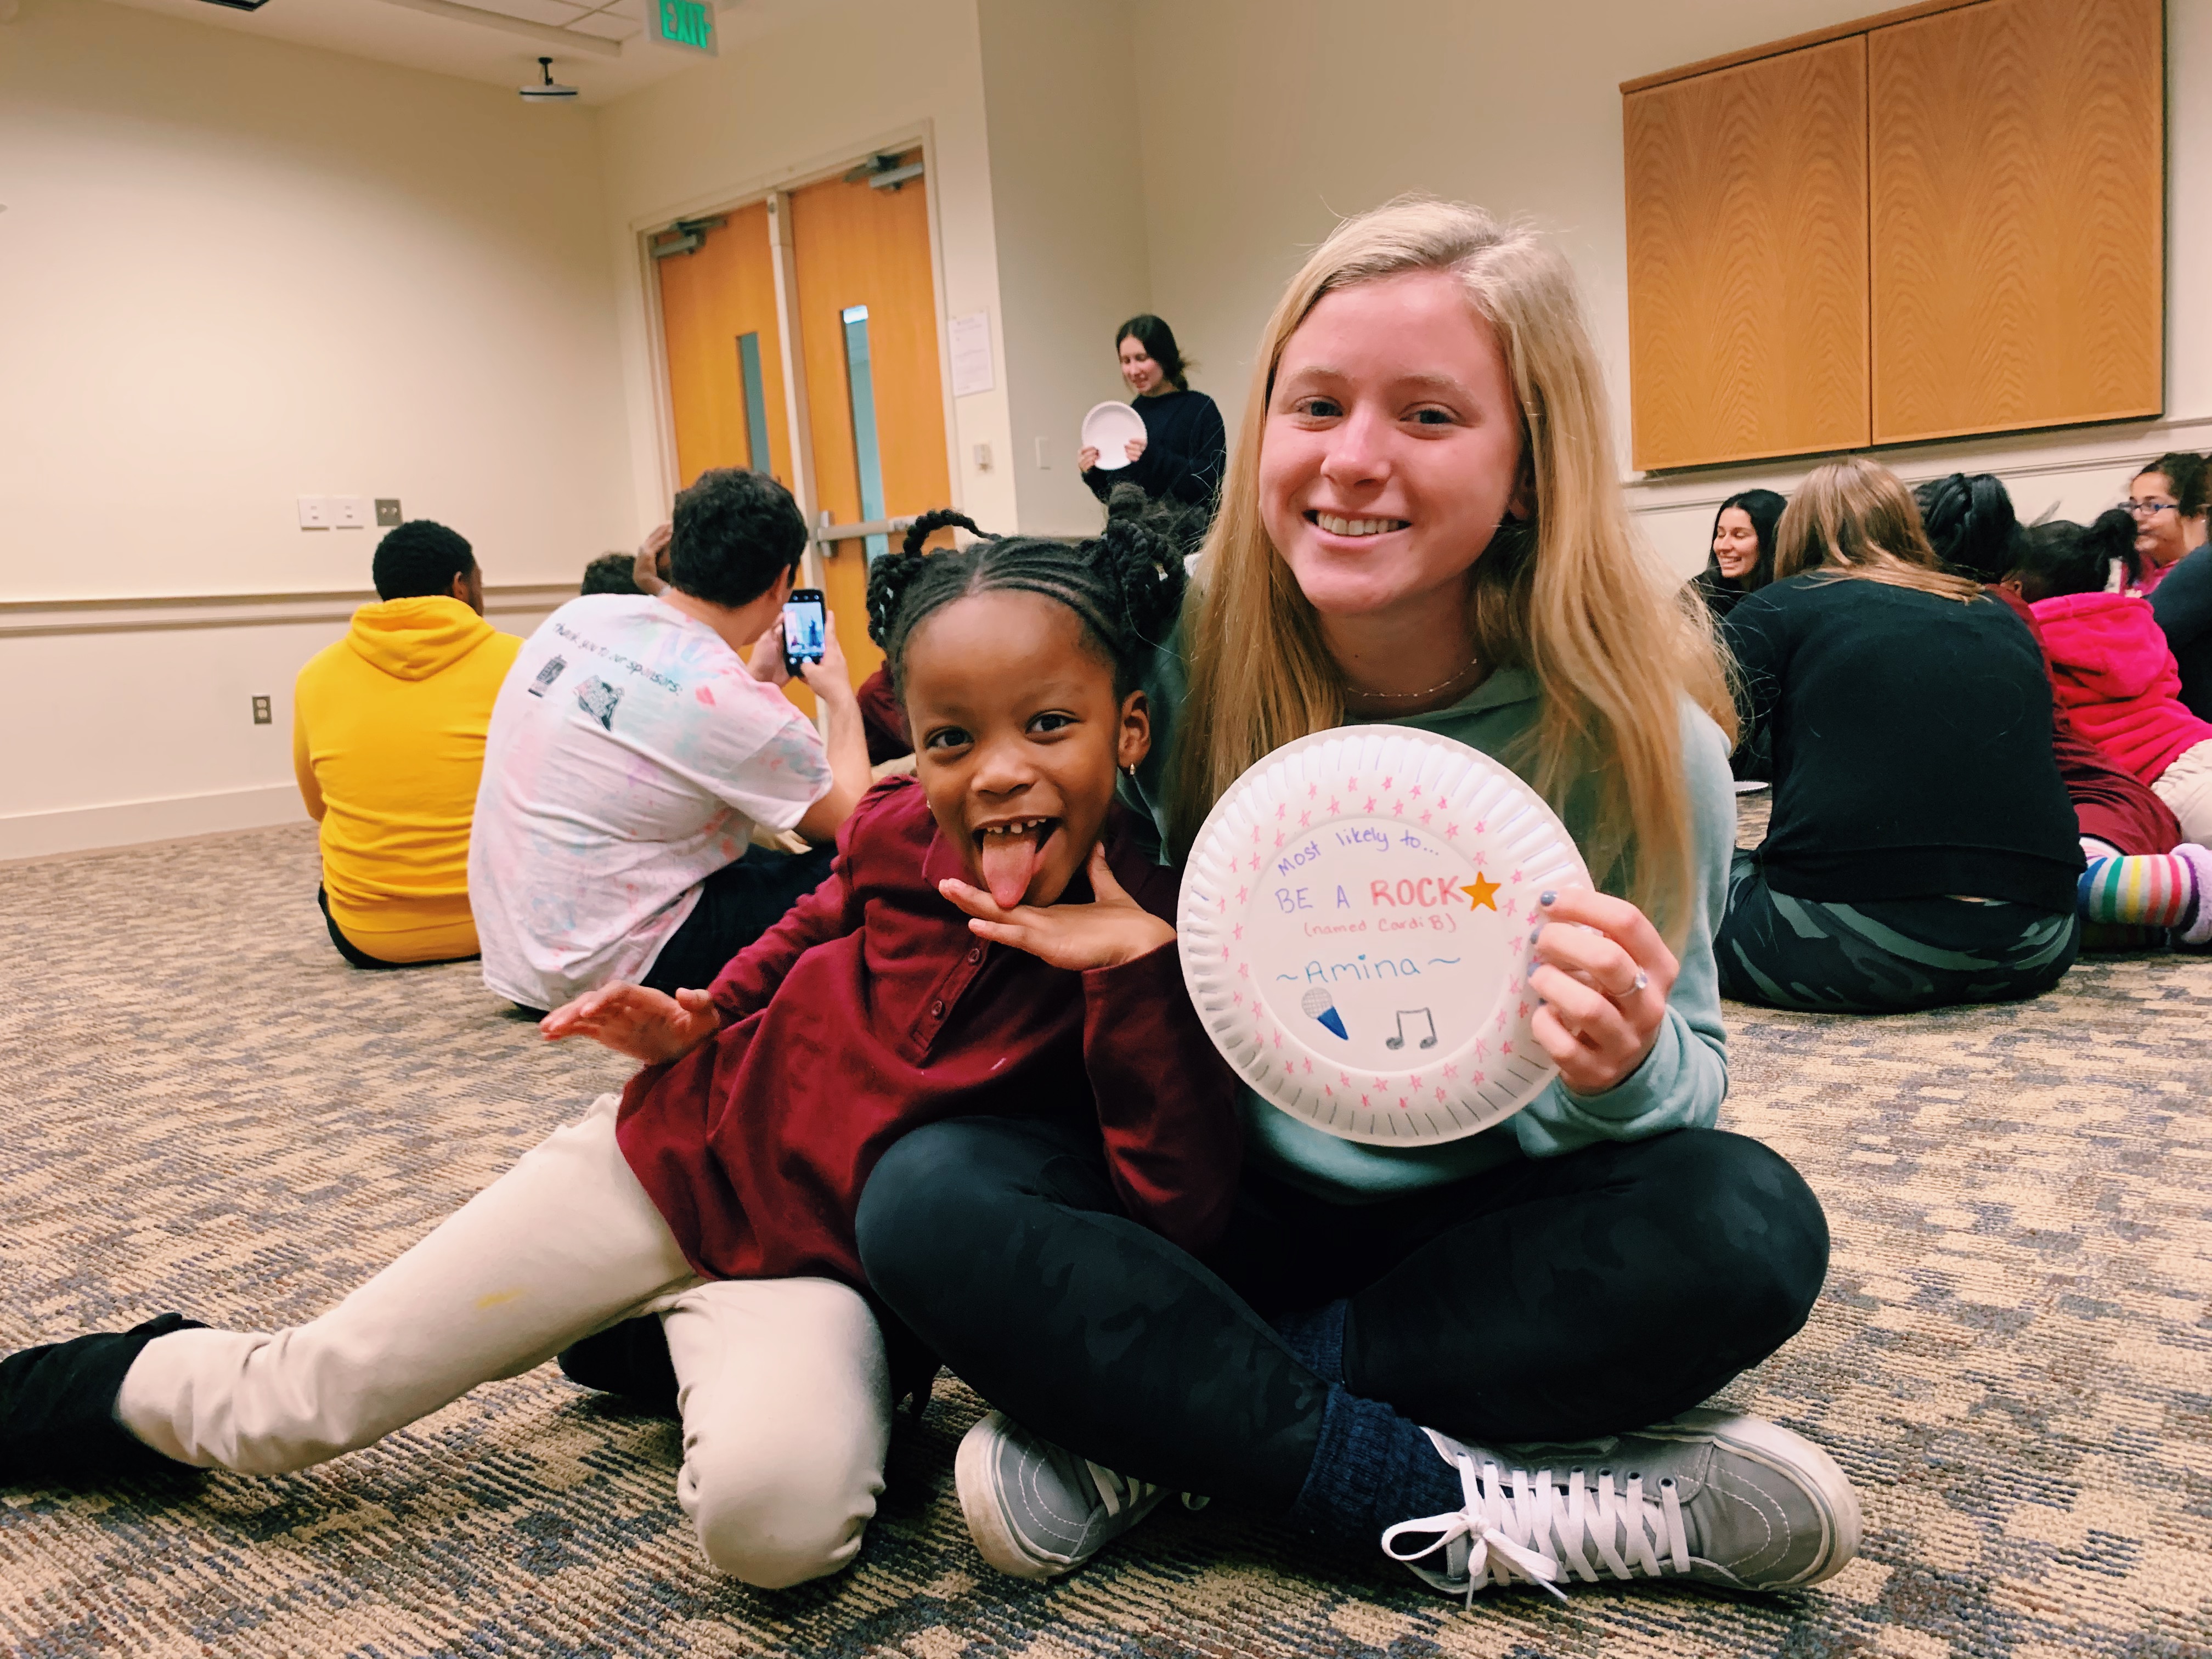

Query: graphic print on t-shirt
(470, 594), (834, 1010)
(574, 676), (622, 730)
(527, 654), (567, 697)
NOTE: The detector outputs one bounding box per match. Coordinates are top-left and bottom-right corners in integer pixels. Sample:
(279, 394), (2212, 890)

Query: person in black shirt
(1691, 488), (1787, 781)
(1690, 488), (1785, 622)
(1719, 458), (2082, 1012)
(1080, 315), (1227, 511)
(2148, 454), (2212, 716)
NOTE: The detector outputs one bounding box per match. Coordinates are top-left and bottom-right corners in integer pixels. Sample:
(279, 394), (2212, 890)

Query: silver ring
(1616, 970), (1649, 1001)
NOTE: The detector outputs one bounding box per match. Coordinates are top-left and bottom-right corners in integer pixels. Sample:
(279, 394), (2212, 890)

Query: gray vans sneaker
(955, 1410), (1187, 1579)
(1383, 1408), (1861, 1602)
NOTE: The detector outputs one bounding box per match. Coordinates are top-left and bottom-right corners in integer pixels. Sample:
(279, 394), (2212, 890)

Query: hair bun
(2086, 507), (2141, 581)
(1097, 511), (1188, 643)
(900, 508), (981, 560)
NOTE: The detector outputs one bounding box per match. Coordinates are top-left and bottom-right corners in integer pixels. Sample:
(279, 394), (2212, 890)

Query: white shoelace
(1085, 1459), (1158, 1518)
(1380, 1440), (1694, 1606)
(1083, 1460), (1208, 1517)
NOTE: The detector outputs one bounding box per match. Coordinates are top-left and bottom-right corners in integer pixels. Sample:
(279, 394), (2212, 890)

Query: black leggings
(637, 843), (837, 996)
(315, 886), (473, 971)
(855, 1119), (1828, 1508)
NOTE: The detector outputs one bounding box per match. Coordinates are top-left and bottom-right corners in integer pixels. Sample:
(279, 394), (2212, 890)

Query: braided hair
(1915, 473), (2019, 583)
(866, 485), (1187, 702)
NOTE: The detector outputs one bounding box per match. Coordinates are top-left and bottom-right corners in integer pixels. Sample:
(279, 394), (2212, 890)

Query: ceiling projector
(521, 58), (578, 101)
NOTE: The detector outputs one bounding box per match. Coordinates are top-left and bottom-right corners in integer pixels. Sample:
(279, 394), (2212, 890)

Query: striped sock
(2078, 848), (2207, 933)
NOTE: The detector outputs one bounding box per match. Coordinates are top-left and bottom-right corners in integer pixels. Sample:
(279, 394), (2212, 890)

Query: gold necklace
(1344, 657), (1481, 703)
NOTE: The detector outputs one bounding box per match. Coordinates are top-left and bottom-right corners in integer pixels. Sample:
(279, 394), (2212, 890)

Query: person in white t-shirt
(470, 469), (871, 1012)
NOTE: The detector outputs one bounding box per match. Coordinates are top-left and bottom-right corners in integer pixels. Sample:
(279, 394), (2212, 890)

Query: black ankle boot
(0, 1312), (206, 1484)
(558, 1310), (941, 1423)
(558, 1316), (680, 1417)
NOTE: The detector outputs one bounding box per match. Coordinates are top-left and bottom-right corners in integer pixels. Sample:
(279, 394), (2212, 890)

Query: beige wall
(592, 0), (1022, 540)
(1126, 0), (2212, 577)
(0, 0), (631, 855)
(977, 0), (1154, 535)
(13, 0), (2211, 860)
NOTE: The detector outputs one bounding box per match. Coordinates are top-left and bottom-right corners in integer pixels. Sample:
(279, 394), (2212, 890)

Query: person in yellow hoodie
(294, 521), (522, 966)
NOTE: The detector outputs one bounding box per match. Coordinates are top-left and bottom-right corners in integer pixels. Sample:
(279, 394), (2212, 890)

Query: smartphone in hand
(781, 589), (828, 676)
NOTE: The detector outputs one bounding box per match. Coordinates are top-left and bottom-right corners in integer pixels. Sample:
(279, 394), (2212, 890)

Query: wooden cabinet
(1623, 0), (2163, 471)
(1626, 37), (1870, 470)
(1868, 0), (2163, 444)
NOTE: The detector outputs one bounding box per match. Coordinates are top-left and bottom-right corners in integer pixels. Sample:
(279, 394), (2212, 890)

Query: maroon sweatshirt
(615, 776), (1242, 1285)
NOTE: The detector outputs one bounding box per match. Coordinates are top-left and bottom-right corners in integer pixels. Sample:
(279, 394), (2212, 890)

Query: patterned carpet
(1, 805), (2206, 1657)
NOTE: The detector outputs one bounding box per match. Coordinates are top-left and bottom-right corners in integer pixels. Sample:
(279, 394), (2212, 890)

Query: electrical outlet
(251, 696), (272, 725)
(331, 495), (370, 529)
(972, 443), (992, 472)
(375, 498), (403, 527)
(1034, 437), (1052, 470)
(297, 495), (331, 529)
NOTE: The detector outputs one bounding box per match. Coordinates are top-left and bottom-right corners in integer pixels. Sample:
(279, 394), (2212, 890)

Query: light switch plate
(375, 498), (403, 527)
(331, 495), (369, 529)
(297, 495), (331, 529)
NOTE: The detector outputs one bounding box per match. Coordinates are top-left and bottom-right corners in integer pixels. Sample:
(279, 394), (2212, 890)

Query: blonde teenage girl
(856, 198), (1858, 1602)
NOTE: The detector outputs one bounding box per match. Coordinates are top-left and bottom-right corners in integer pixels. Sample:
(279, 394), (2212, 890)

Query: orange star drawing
(1461, 871), (1500, 911)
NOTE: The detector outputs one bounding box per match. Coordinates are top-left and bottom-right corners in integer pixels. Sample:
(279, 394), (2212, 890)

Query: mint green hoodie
(1121, 637), (1734, 1200)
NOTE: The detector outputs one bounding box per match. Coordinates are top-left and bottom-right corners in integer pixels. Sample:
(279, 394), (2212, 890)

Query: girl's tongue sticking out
(978, 819), (1053, 907)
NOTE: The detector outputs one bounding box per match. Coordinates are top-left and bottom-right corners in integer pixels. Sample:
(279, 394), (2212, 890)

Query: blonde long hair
(1774, 458), (1982, 603)
(1170, 196), (1733, 936)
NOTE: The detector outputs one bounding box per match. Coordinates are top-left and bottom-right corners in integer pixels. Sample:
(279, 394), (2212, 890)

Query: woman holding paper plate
(1079, 315), (1228, 509)
(859, 199), (1852, 1602)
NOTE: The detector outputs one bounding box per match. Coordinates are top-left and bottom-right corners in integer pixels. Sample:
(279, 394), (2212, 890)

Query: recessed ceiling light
(197, 0), (273, 10)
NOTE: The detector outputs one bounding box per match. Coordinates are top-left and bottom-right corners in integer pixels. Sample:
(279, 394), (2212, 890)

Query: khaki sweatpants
(2154, 737), (2212, 849)
(115, 1093), (890, 1588)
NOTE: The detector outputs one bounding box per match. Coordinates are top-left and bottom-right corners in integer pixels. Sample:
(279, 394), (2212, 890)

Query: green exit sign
(648, 0), (717, 55)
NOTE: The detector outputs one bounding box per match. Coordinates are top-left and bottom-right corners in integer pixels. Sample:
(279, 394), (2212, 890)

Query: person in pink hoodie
(2020, 509), (2212, 848)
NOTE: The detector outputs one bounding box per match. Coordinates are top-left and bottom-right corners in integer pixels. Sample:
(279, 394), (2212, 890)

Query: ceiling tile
(460, 0), (587, 25)
(566, 10), (640, 38)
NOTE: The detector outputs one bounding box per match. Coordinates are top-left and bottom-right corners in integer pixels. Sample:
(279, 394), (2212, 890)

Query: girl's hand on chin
(940, 844), (1175, 972)
(540, 983), (721, 1065)
(1527, 887), (1677, 1096)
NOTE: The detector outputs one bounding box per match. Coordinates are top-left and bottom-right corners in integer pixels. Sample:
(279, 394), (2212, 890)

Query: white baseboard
(0, 783), (309, 862)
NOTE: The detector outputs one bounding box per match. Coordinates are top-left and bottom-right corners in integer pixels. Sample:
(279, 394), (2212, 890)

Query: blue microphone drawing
(1301, 986), (1348, 1040)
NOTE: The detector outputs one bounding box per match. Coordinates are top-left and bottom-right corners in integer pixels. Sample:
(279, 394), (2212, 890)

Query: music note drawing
(1385, 1008), (1437, 1051)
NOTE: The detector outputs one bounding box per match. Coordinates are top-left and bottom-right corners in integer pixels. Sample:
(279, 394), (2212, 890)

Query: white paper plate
(1178, 726), (1591, 1145)
(1081, 400), (1147, 471)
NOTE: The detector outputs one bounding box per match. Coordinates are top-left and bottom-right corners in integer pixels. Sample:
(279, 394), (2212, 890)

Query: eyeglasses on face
(2125, 498), (2179, 517)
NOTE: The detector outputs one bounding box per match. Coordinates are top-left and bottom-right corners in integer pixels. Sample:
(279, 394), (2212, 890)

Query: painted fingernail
(1539, 890), (1557, 906)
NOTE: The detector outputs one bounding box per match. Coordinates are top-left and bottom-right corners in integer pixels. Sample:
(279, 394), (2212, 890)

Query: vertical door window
(840, 304), (889, 561)
(736, 332), (771, 473)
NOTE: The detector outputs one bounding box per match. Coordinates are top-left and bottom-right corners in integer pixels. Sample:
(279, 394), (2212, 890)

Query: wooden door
(788, 154), (952, 683)
(657, 199), (821, 713)
(1869, 0), (2163, 444)
(1624, 36), (1870, 470)
(655, 201), (790, 488)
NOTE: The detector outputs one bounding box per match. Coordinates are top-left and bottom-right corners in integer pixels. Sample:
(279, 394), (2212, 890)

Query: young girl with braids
(0, 512), (1238, 1591)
